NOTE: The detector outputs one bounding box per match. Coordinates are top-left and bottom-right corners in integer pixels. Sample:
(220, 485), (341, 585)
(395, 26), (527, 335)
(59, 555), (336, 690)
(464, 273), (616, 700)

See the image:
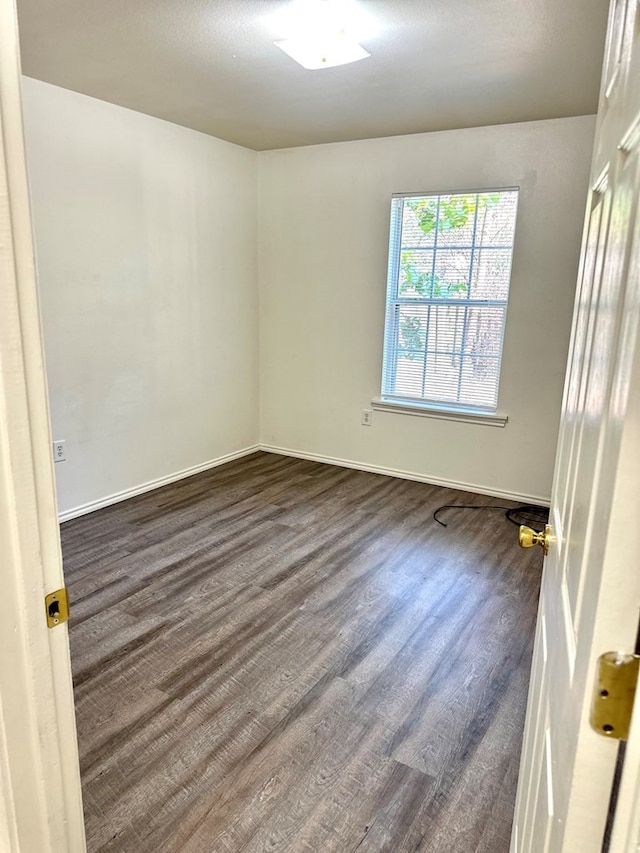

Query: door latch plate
(590, 652), (639, 740)
(45, 588), (69, 628)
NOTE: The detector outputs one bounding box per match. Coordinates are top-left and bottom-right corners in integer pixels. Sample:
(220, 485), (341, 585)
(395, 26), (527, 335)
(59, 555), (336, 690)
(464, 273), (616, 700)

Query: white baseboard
(58, 445), (260, 522)
(58, 441), (549, 522)
(260, 444), (550, 507)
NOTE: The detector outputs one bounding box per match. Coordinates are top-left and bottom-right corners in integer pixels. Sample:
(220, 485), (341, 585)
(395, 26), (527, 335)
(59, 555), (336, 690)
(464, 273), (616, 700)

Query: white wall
(22, 78), (259, 517)
(22, 81), (594, 513)
(258, 117), (596, 503)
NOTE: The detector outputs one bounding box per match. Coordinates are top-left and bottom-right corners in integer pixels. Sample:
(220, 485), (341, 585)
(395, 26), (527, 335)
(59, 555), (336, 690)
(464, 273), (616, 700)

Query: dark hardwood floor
(61, 451), (543, 853)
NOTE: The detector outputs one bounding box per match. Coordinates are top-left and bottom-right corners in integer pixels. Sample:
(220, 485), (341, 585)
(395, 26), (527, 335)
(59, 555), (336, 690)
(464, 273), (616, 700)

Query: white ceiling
(17, 0), (609, 151)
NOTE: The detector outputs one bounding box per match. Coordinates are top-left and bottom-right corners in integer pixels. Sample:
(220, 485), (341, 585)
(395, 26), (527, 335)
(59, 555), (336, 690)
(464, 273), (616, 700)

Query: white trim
(0, 1), (86, 848)
(260, 445), (549, 506)
(58, 445), (260, 522)
(391, 185), (520, 199)
(57, 441), (549, 523)
(610, 673), (640, 851)
(372, 396), (508, 427)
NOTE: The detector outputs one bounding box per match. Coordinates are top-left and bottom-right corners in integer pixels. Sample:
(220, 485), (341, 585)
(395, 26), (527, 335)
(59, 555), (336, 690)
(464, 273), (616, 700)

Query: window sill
(371, 397), (508, 428)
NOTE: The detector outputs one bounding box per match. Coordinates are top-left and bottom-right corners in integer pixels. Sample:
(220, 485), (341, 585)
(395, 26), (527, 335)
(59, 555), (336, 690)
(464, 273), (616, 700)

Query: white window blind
(381, 189), (519, 413)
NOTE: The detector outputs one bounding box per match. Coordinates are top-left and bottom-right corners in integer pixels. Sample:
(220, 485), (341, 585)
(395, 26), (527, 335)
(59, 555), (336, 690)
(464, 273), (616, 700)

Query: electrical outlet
(361, 409), (373, 426)
(52, 440), (66, 462)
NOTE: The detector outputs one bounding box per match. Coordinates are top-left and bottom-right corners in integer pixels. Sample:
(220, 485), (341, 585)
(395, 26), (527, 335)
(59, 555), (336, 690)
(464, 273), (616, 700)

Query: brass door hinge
(590, 652), (639, 740)
(45, 588), (69, 628)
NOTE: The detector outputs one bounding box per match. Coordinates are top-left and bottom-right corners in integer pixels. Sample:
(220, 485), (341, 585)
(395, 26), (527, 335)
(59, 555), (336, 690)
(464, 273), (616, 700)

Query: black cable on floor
(433, 503), (549, 531)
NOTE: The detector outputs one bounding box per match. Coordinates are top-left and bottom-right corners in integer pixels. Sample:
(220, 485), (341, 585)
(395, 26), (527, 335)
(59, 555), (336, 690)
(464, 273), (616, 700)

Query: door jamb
(0, 1), (85, 850)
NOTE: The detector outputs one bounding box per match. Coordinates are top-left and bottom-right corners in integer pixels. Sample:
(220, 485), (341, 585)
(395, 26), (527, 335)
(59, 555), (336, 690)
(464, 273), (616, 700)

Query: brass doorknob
(519, 524), (552, 555)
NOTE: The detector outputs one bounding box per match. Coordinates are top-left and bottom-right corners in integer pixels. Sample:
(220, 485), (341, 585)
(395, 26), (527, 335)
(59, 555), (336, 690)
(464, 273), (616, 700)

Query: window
(379, 188), (519, 417)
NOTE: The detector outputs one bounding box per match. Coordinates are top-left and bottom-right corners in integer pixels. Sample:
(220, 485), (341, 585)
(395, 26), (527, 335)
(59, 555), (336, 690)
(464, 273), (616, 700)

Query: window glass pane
(423, 351), (462, 401)
(459, 357), (501, 408)
(424, 304), (465, 353)
(397, 305), (428, 353)
(477, 191), (518, 246)
(394, 355), (425, 398)
(398, 249), (435, 297)
(462, 306), (506, 357)
(433, 249), (472, 299)
(471, 248), (513, 300)
(401, 198), (436, 247)
(435, 194), (477, 247)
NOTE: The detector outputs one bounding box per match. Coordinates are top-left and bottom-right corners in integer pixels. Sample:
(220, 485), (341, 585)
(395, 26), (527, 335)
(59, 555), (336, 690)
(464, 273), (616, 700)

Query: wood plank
(62, 451), (543, 852)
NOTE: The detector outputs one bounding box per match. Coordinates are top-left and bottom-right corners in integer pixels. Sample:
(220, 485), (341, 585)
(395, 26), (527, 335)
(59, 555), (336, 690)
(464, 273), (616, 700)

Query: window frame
(377, 186), (519, 425)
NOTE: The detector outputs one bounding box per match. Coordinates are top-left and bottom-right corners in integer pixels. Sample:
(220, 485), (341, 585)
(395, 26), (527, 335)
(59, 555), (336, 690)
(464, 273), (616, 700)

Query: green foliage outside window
(398, 193), (500, 359)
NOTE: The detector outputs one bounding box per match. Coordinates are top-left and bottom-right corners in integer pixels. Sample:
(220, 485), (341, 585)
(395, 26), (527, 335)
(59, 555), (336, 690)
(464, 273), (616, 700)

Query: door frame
(0, 0), (85, 850)
(611, 675), (640, 849)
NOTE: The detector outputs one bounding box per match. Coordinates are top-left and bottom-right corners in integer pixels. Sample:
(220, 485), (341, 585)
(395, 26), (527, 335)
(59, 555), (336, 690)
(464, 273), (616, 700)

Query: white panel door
(512, 1), (640, 850)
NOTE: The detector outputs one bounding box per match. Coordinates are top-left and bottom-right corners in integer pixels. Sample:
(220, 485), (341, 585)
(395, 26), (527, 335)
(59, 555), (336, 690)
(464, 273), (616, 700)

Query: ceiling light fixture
(275, 32), (370, 70)
(268, 0), (375, 70)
